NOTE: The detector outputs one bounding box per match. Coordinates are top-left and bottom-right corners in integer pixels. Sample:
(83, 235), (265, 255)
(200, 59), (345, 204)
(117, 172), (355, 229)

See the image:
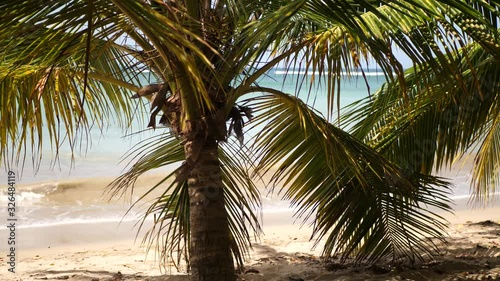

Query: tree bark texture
(187, 137), (236, 281)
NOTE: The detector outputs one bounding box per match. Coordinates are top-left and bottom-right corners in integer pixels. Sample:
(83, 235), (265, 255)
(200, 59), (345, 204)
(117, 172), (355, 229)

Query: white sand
(2, 198), (500, 281)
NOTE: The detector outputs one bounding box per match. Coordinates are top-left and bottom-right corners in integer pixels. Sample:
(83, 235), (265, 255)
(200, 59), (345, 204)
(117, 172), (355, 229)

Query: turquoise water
(11, 70), (385, 184)
(0, 70), (477, 229)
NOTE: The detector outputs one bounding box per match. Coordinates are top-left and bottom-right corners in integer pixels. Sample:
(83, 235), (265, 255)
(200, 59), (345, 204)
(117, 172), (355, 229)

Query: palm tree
(1, 0), (498, 280)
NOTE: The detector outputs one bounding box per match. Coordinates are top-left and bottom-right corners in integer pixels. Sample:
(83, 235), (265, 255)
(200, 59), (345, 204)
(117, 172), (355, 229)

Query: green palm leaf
(2, 0), (500, 279)
(0, 60), (142, 168)
(107, 133), (261, 270)
(342, 39), (500, 202)
(246, 91), (452, 262)
(271, 0), (500, 119)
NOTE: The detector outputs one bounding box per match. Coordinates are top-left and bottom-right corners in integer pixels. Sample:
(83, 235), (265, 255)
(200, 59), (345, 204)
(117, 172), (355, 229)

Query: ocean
(0, 70), (480, 235)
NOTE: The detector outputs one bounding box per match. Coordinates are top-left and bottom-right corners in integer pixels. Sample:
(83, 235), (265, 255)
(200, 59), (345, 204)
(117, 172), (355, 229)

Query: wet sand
(2, 197), (500, 281)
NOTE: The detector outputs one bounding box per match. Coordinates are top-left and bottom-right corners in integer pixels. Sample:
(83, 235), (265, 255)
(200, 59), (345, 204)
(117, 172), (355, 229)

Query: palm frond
(246, 91), (452, 263)
(219, 141), (263, 267)
(0, 0), (225, 168)
(342, 39), (500, 202)
(257, 0), (500, 120)
(473, 112), (500, 202)
(107, 133), (261, 270)
(0, 61), (143, 170)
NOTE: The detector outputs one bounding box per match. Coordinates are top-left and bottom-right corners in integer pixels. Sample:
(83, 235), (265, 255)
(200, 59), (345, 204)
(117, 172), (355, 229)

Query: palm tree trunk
(187, 137), (236, 281)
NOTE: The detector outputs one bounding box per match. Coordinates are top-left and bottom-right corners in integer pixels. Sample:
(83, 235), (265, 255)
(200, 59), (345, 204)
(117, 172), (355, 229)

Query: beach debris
(477, 244), (488, 249)
(107, 271), (124, 281)
(256, 257), (274, 265)
(287, 274), (304, 281)
(368, 264), (392, 274)
(452, 272), (500, 280)
(324, 262), (348, 271)
(244, 267), (260, 274)
(472, 220), (500, 227)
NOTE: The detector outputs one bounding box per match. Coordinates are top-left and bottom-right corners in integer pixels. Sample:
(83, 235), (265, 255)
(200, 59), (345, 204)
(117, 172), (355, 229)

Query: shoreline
(2, 195), (499, 250)
(3, 167), (500, 280)
(2, 199), (500, 280)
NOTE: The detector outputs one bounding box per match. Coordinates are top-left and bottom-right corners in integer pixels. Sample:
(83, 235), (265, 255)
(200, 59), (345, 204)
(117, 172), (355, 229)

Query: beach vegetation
(0, 1), (498, 280)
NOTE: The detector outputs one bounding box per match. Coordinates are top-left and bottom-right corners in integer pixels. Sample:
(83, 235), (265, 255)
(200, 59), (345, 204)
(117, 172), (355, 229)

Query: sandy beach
(2, 194), (500, 281)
